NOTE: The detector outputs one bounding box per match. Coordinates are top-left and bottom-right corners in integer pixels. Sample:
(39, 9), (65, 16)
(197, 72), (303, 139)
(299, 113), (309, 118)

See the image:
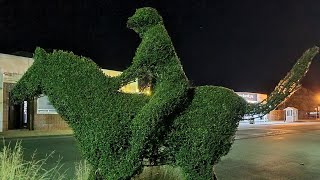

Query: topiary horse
(10, 7), (318, 180)
(11, 47), (247, 179)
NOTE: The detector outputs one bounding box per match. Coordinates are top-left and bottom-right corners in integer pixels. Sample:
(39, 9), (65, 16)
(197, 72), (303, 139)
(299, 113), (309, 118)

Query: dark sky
(1, 0), (320, 93)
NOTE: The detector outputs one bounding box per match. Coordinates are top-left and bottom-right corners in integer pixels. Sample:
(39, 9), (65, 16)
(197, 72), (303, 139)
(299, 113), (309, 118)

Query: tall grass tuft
(0, 141), (184, 180)
(0, 141), (65, 180)
(75, 160), (92, 180)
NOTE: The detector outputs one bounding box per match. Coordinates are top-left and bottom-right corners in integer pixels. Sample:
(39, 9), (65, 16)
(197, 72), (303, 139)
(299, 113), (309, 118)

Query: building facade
(2, 53), (314, 131)
(276, 87), (318, 119)
(0, 53), (140, 132)
(235, 92), (269, 121)
(236, 88), (319, 121)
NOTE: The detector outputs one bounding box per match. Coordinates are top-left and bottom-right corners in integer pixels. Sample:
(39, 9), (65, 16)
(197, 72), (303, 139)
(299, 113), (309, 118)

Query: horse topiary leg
(174, 134), (215, 180)
(178, 155), (214, 180)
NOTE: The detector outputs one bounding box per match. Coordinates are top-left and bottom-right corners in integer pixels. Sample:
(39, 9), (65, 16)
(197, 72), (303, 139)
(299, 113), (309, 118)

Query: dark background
(1, 0), (320, 93)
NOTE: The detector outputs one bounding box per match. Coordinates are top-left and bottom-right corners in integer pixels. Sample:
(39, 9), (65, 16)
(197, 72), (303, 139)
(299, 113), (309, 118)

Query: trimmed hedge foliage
(246, 46), (319, 117)
(11, 7), (250, 180)
(115, 7), (190, 178)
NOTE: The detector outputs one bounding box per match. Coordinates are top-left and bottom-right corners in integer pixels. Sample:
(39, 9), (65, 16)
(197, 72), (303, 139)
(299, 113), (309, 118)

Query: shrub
(75, 160), (92, 180)
(11, 7), (317, 180)
(246, 46), (319, 117)
(8, 7), (247, 180)
(11, 47), (247, 179)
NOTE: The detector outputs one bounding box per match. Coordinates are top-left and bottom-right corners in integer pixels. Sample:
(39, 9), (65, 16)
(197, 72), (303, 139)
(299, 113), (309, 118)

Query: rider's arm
(116, 42), (150, 87)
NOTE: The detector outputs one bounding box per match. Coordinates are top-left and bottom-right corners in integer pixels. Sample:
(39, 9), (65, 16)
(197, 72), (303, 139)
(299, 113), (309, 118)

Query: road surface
(2, 121), (320, 179)
(215, 122), (320, 179)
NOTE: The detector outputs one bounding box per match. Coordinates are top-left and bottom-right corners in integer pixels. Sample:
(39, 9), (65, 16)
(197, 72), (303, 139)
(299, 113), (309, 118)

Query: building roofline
(0, 53), (33, 60)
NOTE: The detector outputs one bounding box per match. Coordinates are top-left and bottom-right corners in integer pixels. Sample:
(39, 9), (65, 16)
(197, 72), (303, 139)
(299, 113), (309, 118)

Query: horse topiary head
(127, 7), (164, 37)
(10, 47), (47, 104)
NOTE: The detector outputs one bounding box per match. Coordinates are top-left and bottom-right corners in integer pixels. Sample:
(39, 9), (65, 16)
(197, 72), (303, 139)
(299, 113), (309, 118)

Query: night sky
(1, 0), (320, 93)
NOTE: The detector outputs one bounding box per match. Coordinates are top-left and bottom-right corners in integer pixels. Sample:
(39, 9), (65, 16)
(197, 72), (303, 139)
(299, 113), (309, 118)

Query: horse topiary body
(11, 47), (246, 179)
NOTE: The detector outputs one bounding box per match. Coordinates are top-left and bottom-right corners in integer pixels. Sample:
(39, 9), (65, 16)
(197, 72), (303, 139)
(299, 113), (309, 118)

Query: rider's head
(127, 7), (163, 37)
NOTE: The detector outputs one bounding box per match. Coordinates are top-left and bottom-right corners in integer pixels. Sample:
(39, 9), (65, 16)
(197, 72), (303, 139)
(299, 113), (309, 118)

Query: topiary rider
(116, 7), (190, 177)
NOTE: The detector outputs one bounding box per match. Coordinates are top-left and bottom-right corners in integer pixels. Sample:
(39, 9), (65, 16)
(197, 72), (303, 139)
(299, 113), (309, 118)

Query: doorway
(8, 102), (21, 129)
(8, 94), (34, 130)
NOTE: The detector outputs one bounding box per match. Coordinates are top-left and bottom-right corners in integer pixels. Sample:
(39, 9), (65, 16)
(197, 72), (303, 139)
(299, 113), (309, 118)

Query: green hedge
(114, 7), (190, 178)
(246, 46), (319, 117)
(11, 7), (247, 180)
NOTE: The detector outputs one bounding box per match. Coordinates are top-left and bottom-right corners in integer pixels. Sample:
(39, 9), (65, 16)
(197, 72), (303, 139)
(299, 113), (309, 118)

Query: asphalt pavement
(1, 121), (320, 179)
(215, 121), (320, 180)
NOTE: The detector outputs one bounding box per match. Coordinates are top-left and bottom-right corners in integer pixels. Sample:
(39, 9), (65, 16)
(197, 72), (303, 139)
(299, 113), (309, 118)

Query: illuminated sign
(236, 92), (258, 102)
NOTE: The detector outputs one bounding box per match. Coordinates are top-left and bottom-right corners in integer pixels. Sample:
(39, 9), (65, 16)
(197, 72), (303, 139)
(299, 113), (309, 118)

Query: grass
(0, 141), (65, 180)
(0, 141), (184, 180)
(0, 130), (73, 139)
(74, 160), (92, 180)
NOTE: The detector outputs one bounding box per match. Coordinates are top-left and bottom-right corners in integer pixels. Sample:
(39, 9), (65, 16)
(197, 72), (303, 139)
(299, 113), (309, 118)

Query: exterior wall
(257, 93), (267, 103)
(0, 54), (33, 132)
(236, 92), (270, 121)
(268, 110), (284, 121)
(34, 101), (70, 130)
(0, 71), (3, 132)
(297, 110), (317, 119)
(2, 83), (16, 131)
(0, 54), (33, 74)
(276, 87), (318, 120)
(0, 53), (142, 132)
(102, 69), (139, 93)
